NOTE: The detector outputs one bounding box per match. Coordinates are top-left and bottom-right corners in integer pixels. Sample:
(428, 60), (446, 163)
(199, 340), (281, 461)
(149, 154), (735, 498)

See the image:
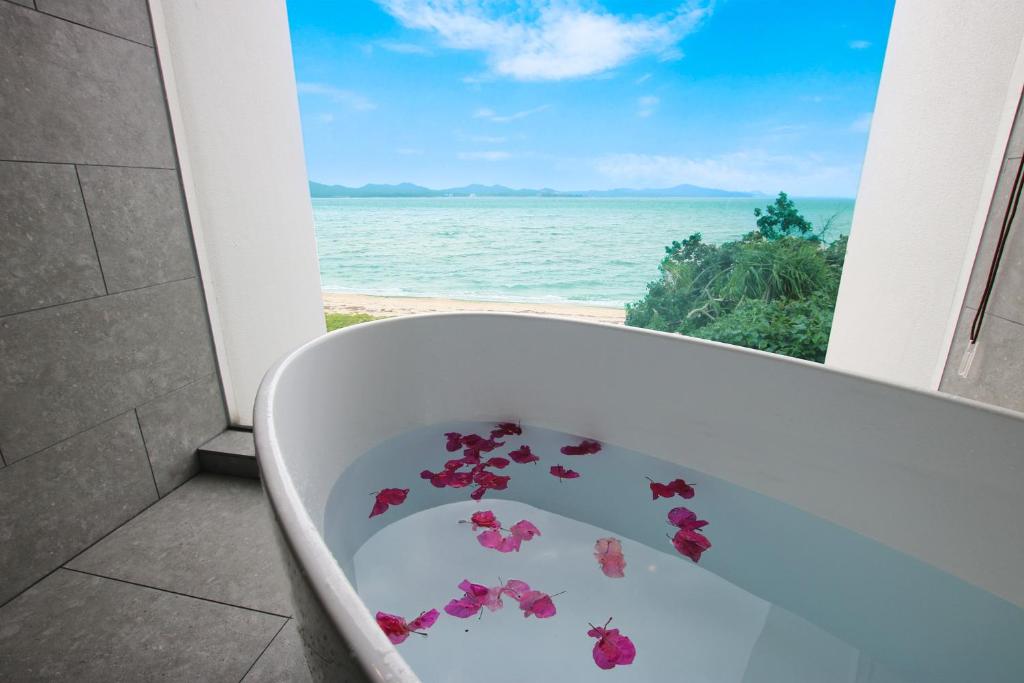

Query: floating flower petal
(508, 445), (540, 464)
(671, 527), (712, 562)
(648, 477), (695, 500)
(550, 465), (580, 480)
(667, 506), (708, 531)
(375, 608), (438, 644)
(594, 537), (626, 578)
(560, 439), (602, 456)
(588, 619), (636, 669)
(369, 488), (409, 518)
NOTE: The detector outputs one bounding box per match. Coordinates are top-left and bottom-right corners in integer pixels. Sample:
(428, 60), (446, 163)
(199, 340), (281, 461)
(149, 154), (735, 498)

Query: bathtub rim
(253, 312), (1024, 681)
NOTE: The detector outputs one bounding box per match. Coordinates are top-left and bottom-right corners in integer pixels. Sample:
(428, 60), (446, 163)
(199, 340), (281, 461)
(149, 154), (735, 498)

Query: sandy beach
(322, 292), (626, 325)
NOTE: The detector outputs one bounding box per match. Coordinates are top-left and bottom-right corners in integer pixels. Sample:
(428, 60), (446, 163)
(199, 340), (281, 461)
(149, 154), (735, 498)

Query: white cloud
(474, 104), (550, 123)
(635, 72), (653, 85)
(397, 147), (425, 155)
(375, 1), (712, 81)
(848, 39), (871, 49)
(317, 113), (335, 124)
(594, 150), (861, 197)
(637, 95), (659, 117)
(296, 82), (377, 111)
(458, 150), (513, 161)
(469, 135), (507, 143)
(850, 112), (873, 133)
(377, 40), (433, 54)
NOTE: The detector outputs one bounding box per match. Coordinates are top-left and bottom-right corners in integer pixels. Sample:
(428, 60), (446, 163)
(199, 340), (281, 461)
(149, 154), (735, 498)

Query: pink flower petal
(509, 520), (541, 541)
(368, 488), (409, 518)
(588, 622), (636, 669)
(508, 445), (540, 464)
(469, 510), (500, 530)
(668, 506), (708, 531)
(518, 590), (557, 618)
(672, 527), (712, 562)
(594, 537), (626, 578)
(561, 439), (602, 455)
(550, 465), (580, 480)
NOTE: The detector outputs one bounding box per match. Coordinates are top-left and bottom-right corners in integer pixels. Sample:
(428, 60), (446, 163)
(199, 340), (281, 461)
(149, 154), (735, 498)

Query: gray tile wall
(940, 93), (1024, 413)
(0, 0), (227, 607)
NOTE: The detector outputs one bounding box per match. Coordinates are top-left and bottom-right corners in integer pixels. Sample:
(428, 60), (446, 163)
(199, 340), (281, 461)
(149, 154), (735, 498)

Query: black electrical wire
(969, 151), (1024, 344)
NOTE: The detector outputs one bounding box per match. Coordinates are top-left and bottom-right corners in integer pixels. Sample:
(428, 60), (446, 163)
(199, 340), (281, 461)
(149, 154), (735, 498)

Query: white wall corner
(826, 0), (1024, 390)
(149, 0), (326, 425)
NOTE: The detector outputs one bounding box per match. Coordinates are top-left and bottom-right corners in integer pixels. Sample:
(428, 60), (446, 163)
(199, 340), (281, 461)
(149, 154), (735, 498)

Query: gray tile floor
(0, 473), (313, 682)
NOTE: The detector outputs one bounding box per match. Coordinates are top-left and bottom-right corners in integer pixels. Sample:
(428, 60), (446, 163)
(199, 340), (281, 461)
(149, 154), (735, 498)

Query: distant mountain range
(309, 181), (763, 199)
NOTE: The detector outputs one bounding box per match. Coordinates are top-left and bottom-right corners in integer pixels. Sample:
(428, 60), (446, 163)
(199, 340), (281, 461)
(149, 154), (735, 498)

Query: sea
(313, 197), (855, 309)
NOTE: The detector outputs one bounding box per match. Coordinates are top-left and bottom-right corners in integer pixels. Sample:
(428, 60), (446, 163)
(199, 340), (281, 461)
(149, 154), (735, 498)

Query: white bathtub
(254, 313), (1024, 682)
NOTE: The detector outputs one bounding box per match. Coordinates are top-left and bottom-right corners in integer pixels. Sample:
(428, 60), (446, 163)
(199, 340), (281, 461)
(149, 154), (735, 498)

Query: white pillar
(149, 0), (325, 425)
(826, 0), (1024, 388)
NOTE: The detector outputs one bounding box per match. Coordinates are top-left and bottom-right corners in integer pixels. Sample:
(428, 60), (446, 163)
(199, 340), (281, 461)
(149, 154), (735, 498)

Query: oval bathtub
(254, 313), (1024, 683)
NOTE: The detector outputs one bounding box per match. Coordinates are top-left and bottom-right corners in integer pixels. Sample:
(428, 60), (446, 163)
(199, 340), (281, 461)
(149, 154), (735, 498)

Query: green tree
(752, 191), (814, 239)
(625, 194), (847, 362)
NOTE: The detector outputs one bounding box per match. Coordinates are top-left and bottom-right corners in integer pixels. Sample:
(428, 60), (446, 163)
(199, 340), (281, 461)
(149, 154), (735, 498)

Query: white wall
(826, 0), (1024, 388)
(149, 0), (326, 425)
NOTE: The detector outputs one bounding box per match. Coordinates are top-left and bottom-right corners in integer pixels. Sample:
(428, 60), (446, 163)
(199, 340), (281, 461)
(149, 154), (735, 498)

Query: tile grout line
(0, 158), (176, 171)
(74, 164), (109, 295)
(62, 567), (293, 620)
(0, 469), (203, 611)
(0, 273), (198, 322)
(237, 619), (290, 682)
(134, 408), (162, 499)
(0, 409), (138, 471)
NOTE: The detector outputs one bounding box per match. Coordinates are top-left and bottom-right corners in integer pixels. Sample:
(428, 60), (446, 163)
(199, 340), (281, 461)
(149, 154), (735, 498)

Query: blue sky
(287, 1), (895, 197)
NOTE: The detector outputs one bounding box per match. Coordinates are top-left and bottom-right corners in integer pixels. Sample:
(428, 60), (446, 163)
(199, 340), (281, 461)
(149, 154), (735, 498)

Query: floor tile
(67, 473), (293, 616)
(0, 569), (283, 682)
(243, 620), (313, 683)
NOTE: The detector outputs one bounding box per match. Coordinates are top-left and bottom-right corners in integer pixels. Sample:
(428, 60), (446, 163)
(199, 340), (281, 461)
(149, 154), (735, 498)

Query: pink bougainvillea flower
(444, 580), (491, 618)
(647, 477), (695, 500)
(501, 579), (531, 599)
(509, 520), (541, 541)
(490, 422), (522, 438)
(468, 510), (500, 530)
(473, 470), (510, 490)
(518, 590), (557, 618)
(484, 457), (510, 469)
(475, 519), (540, 553)
(594, 537), (627, 578)
(476, 532), (514, 552)
(375, 608), (439, 644)
(461, 434), (504, 455)
(672, 528), (712, 563)
(550, 465), (580, 481)
(508, 445), (540, 464)
(588, 619), (636, 669)
(560, 439), (602, 456)
(369, 488), (409, 518)
(444, 432), (463, 452)
(667, 506), (708, 531)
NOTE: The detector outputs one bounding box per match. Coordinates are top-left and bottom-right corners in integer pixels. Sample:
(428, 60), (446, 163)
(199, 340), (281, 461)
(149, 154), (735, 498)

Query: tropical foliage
(625, 193), (847, 362)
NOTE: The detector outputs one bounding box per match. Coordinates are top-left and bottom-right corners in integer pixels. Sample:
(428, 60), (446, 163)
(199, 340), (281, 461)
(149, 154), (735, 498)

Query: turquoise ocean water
(313, 197), (855, 308)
